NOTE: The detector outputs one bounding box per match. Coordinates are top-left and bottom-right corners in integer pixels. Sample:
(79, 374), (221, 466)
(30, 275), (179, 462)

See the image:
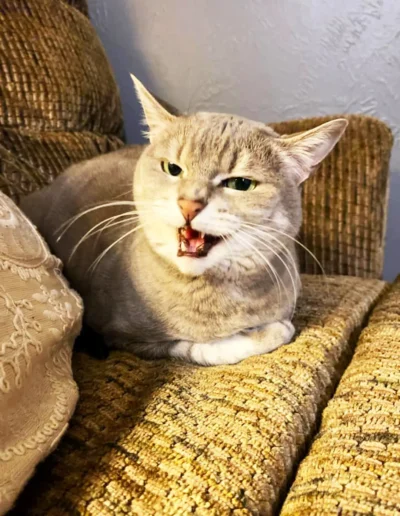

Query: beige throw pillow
(0, 191), (83, 514)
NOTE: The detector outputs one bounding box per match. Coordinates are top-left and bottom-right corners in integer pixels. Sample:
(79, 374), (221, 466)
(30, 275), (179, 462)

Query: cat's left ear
(280, 119), (348, 184)
(130, 74), (177, 140)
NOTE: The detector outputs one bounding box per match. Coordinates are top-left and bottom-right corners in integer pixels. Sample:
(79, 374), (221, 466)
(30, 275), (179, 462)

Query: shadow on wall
(385, 171), (400, 281)
(87, 0), (149, 144)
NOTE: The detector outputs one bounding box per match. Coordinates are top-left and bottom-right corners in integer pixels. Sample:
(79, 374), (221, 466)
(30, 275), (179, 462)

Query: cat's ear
(130, 74), (176, 140)
(281, 119), (348, 184)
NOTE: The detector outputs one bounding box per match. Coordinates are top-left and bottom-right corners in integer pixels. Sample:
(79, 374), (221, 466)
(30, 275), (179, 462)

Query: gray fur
(21, 78), (347, 365)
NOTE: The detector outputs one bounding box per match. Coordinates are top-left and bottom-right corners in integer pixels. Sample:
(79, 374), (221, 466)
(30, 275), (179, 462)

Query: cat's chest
(127, 240), (284, 342)
(139, 266), (273, 341)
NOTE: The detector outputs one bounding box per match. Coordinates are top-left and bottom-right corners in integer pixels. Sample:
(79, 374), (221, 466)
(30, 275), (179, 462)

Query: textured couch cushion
(13, 276), (385, 515)
(0, 192), (83, 514)
(281, 277), (400, 515)
(0, 0), (124, 203)
(271, 115), (393, 279)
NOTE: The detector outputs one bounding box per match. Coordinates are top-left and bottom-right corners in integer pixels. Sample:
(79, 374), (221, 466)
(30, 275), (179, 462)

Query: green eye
(222, 177), (257, 191)
(161, 161), (182, 177)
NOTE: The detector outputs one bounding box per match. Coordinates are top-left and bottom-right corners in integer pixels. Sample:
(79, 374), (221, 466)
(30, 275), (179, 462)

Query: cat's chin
(174, 255), (215, 276)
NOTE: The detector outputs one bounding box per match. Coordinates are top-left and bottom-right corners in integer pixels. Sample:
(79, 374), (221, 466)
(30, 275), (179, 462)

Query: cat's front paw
(250, 320), (295, 355)
(169, 320), (295, 366)
(169, 336), (255, 366)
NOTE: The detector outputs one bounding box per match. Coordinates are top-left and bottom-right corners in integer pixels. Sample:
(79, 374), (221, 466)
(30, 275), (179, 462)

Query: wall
(87, 0), (400, 280)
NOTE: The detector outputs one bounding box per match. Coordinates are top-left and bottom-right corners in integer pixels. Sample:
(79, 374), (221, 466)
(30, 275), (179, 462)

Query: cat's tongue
(178, 225), (221, 257)
(178, 226), (205, 256)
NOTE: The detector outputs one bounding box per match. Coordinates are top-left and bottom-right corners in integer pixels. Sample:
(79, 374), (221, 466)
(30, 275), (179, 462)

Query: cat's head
(131, 75), (347, 277)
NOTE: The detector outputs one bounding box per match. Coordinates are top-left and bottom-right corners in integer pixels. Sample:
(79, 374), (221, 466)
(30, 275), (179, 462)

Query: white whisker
(87, 224), (146, 276)
(233, 231), (285, 304)
(244, 221), (325, 276)
(92, 216), (139, 248)
(257, 230), (299, 282)
(68, 213), (140, 262)
(239, 226), (299, 314)
(221, 235), (238, 279)
(112, 188), (133, 200)
(56, 201), (153, 240)
(241, 224), (299, 279)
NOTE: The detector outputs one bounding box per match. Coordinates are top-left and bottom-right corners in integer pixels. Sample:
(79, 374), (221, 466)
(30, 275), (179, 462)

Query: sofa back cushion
(0, 0), (124, 203)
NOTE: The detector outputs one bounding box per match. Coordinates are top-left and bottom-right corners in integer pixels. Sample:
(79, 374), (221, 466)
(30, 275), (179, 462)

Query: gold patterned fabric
(0, 0), (124, 204)
(281, 277), (400, 516)
(12, 276), (385, 515)
(0, 192), (83, 515)
(271, 115), (393, 279)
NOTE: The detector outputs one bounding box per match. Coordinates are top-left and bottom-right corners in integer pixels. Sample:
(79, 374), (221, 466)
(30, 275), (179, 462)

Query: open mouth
(178, 224), (221, 257)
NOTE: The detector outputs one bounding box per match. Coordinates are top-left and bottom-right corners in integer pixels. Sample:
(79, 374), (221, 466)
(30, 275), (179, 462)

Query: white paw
(170, 320), (295, 366)
(253, 320), (295, 354)
(170, 335), (257, 366)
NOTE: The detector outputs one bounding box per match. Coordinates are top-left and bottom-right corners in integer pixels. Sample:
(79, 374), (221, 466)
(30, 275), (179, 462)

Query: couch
(1, 1), (399, 515)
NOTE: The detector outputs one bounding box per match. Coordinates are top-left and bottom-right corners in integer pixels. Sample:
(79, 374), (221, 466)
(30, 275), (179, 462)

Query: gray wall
(88, 0), (400, 280)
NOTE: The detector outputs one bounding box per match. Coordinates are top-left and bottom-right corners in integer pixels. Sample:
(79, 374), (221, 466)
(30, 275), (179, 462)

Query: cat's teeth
(200, 232), (205, 238)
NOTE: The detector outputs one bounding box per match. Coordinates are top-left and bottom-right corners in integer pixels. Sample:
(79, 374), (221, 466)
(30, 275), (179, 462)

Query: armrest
(282, 276), (400, 515)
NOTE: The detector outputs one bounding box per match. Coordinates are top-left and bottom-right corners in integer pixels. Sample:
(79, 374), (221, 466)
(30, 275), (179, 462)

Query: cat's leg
(170, 320), (295, 366)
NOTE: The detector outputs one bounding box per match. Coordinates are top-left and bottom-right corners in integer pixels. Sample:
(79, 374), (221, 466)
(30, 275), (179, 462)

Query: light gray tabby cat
(21, 75), (347, 366)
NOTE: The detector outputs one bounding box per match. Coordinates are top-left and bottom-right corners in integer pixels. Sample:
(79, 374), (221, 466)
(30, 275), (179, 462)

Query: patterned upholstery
(0, 0), (124, 204)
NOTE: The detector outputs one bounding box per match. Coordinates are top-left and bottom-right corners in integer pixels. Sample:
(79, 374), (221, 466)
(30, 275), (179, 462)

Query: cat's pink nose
(178, 199), (205, 222)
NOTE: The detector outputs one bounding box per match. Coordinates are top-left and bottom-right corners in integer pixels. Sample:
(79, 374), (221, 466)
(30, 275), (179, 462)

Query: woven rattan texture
(271, 115), (393, 279)
(12, 275), (385, 516)
(0, 0), (124, 203)
(281, 276), (400, 516)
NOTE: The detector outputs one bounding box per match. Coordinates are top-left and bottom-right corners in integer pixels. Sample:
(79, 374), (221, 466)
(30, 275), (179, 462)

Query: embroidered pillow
(0, 191), (83, 514)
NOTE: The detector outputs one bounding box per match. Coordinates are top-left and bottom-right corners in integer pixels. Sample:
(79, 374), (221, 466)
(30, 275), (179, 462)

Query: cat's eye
(221, 177), (257, 191)
(161, 161), (182, 177)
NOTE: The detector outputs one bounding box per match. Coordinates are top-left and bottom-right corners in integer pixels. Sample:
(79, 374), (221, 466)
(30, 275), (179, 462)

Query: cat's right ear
(130, 74), (177, 140)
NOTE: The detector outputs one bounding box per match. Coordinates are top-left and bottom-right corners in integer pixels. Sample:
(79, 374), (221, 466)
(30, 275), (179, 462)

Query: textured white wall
(87, 0), (400, 280)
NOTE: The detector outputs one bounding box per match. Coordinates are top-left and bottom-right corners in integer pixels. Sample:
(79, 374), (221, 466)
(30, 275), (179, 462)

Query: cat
(21, 75), (347, 366)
